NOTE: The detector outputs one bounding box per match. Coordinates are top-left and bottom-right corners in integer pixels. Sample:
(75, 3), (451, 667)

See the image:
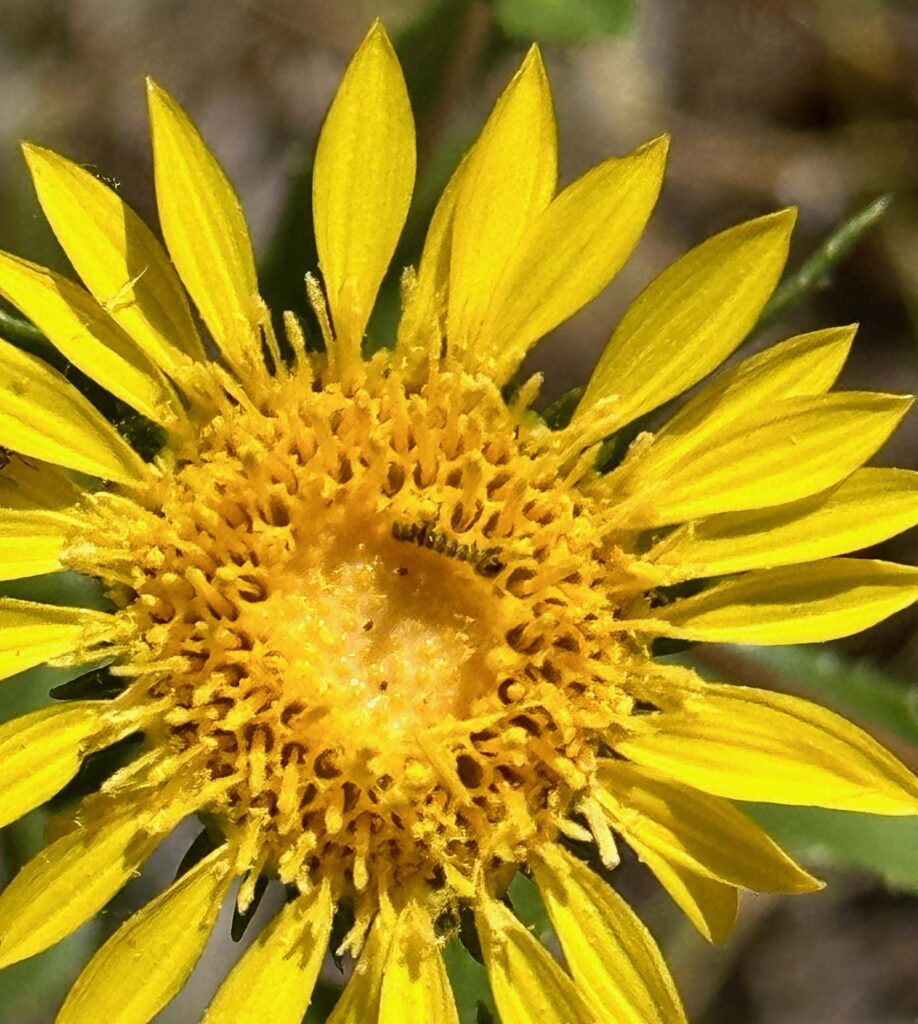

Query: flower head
(0, 20), (917, 1024)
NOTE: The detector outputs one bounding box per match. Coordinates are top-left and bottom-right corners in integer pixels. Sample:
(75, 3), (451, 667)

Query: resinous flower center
(291, 542), (492, 727)
(71, 356), (645, 897)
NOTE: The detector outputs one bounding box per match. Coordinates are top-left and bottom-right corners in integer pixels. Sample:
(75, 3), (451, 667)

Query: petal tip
(517, 43), (549, 87)
(145, 77), (177, 116)
(357, 19), (399, 65)
(771, 205), (799, 231)
(20, 140), (50, 170)
(818, 321), (858, 352)
(364, 17), (391, 44)
(637, 133), (671, 170)
(746, 205), (797, 241)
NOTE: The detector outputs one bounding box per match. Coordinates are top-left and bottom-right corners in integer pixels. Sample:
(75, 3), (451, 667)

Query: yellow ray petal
(313, 21), (415, 362)
(657, 324), (856, 443)
(0, 598), (111, 683)
(0, 507), (75, 580)
(0, 456), (81, 511)
(0, 337), (147, 485)
(57, 845), (233, 1024)
(147, 79), (262, 378)
(0, 702), (112, 829)
(0, 798), (161, 968)
(649, 468), (918, 581)
(618, 676), (918, 815)
(203, 883), (333, 1024)
(574, 209), (795, 432)
(619, 837), (738, 944)
(22, 142), (204, 373)
(605, 392), (912, 529)
(395, 153), (468, 360)
(0, 251), (179, 427)
(648, 558), (918, 644)
(532, 844), (686, 1023)
(475, 893), (596, 1024)
(326, 913), (391, 1024)
(478, 136), (669, 383)
(597, 761), (821, 897)
(379, 903), (459, 1024)
(449, 47), (557, 358)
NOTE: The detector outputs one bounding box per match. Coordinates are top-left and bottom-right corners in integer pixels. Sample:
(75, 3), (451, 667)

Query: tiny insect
(391, 519), (504, 578)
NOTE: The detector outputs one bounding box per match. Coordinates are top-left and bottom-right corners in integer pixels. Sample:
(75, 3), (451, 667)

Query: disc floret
(70, 353), (645, 913)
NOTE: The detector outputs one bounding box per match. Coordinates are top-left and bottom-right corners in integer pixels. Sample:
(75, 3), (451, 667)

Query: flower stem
(0, 306), (52, 357)
(759, 193), (893, 325)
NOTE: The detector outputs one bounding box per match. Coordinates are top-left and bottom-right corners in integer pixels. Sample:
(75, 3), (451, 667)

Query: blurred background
(1, 0), (917, 1021)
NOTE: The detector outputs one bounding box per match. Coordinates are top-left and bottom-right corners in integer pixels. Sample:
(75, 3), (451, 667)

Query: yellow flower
(0, 19), (917, 1024)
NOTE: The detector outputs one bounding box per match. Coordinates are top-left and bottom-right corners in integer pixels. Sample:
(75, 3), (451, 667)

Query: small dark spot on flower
(456, 754), (483, 788)
(314, 748), (342, 778)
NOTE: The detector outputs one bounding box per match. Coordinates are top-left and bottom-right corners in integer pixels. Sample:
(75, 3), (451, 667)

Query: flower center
(233, 528), (496, 781)
(77, 358), (645, 898)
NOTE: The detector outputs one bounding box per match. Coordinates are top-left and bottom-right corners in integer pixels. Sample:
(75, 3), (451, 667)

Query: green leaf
(507, 869), (553, 944)
(0, 570), (110, 610)
(722, 644), (918, 747)
(493, 0), (637, 44)
(0, 659), (100, 726)
(541, 385), (584, 429)
(746, 803), (918, 894)
(443, 937), (496, 1024)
